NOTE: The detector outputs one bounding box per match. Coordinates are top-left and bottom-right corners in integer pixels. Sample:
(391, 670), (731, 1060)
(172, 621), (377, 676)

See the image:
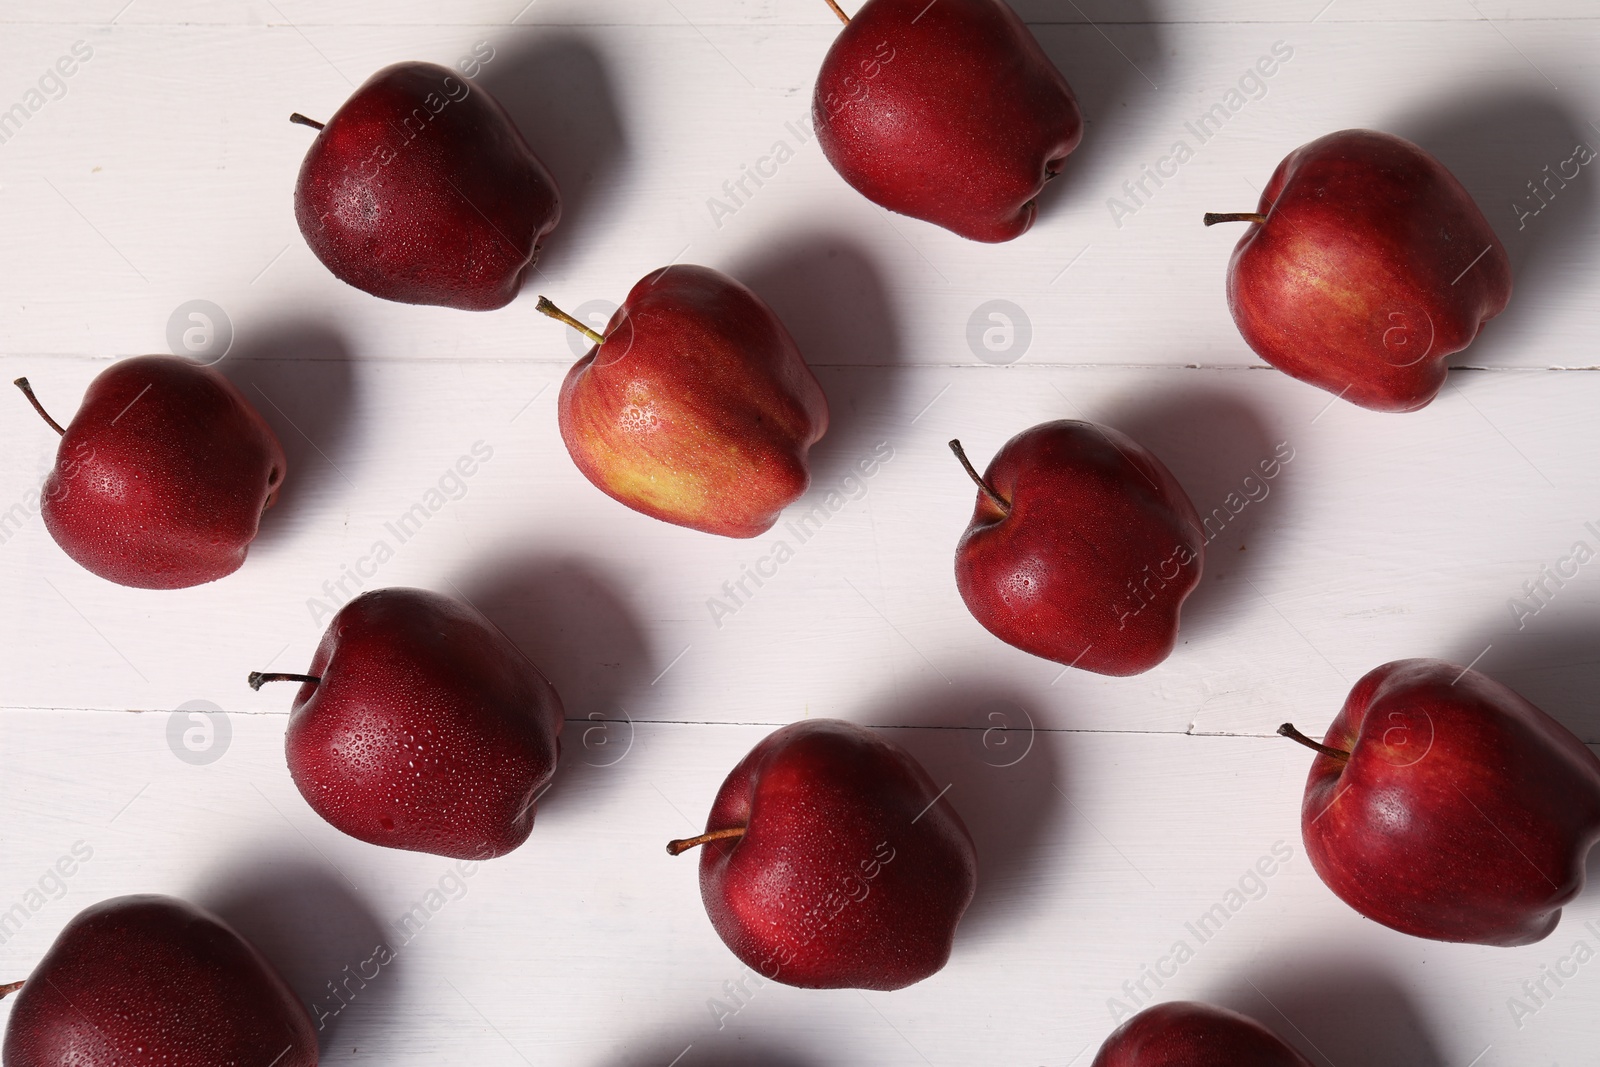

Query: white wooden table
(3, 2), (1599, 1064)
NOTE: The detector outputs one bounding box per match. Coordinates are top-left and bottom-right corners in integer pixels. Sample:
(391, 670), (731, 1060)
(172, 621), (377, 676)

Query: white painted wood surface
(3, 3), (1599, 1065)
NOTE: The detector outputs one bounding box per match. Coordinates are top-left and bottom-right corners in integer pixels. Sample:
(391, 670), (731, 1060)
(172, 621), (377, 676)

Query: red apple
(813, 0), (1082, 242)
(1281, 658), (1600, 945)
(1092, 1001), (1313, 1067)
(15, 357), (285, 589)
(252, 587), (564, 860)
(538, 265), (829, 538)
(293, 62), (560, 310)
(950, 421), (1204, 676)
(2, 895), (317, 1067)
(1206, 129), (1511, 412)
(668, 719), (976, 990)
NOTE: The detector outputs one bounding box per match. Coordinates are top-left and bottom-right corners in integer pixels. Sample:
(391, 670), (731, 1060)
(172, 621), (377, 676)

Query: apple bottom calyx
(666, 827), (746, 856)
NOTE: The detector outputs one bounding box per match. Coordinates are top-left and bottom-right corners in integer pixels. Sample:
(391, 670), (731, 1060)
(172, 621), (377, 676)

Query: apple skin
(558, 265), (829, 538)
(1219, 129), (1511, 412)
(1296, 659), (1600, 946)
(692, 719), (976, 990)
(2, 895), (317, 1067)
(293, 61), (560, 310)
(954, 420), (1204, 676)
(1091, 1002), (1313, 1067)
(36, 355), (285, 589)
(813, 0), (1082, 242)
(283, 588), (564, 860)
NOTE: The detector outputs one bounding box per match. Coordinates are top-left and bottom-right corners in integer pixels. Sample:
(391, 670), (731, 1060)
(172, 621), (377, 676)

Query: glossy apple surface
(558, 264), (828, 538)
(30, 355), (284, 589)
(281, 587), (564, 859)
(2, 895), (317, 1067)
(1293, 658), (1600, 945)
(814, 0), (1082, 242)
(1217, 129), (1511, 412)
(294, 61), (560, 310)
(953, 420), (1204, 676)
(685, 719), (976, 990)
(1092, 1002), (1313, 1067)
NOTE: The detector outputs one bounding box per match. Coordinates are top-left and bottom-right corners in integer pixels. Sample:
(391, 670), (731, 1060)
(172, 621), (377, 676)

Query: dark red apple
(251, 587), (564, 860)
(667, 719), (976, 990)
(15, 357), (285, 589)
(292, 61), (560, 310)
(538, 265), (829, 538)
(1206, 129), (1511, 412)
(1092, 1001), (1313, 1067)
(1281, 658), (1600, 945)
(950, 421), (1204, 676)
(2, 895), (317, 1067)
(813, 0), (1082, 242)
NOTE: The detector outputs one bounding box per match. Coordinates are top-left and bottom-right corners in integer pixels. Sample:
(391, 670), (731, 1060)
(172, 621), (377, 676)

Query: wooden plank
(3, 358), (1599, 750)
(0, 20), (1593, 367)
(2, 712), (1595, 1065)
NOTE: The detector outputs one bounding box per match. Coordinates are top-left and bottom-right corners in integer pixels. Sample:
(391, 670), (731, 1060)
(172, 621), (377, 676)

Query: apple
(1206, 129), (1511, 412)
(1281, 658), (1600, 945)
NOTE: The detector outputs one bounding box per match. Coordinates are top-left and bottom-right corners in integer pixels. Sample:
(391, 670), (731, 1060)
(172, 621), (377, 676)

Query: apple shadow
(217, 322), (358, 550)
(480, 31), (627, 275)
(855, 678), (1067, 940)
(615, 1031), (822, 1067)
(1028, 0), (1165, 223)
(1215, 963), (1448, 1067)
(1094, 386), (1284, 644)
(1390, 87), (1598, 364)
(198, 856), (394, 1054)
(731, 232), (904, 489)
(452, 551), (652, 817)
(1584, 834), (1600, 904)
(1444, 611), (1600, 745)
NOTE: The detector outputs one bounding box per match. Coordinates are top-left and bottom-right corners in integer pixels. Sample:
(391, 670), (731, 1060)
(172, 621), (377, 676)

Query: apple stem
(289, 113), (326, 131)
(1203, 212), (1268, 227)
(248, 672), (321, 692)
(948, 439), (1010, 515)
(0, 980), (22, 1000)
(1277, 723), (1350, 762)
(822, 0), (850, 23)
(14, 378), (65, 436)
(535, 297), (606, 347)
(666, 827), (746, 856)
